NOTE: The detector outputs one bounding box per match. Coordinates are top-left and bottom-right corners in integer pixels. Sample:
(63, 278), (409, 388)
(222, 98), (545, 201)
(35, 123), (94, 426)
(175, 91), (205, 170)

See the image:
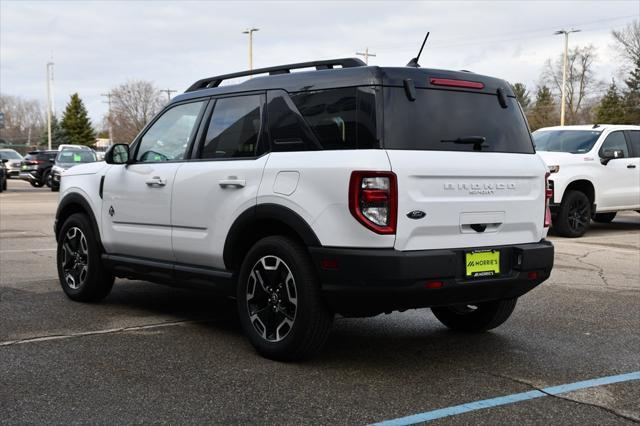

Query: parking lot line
(0, 248), (56, 253)
(371, 371), (640, 425)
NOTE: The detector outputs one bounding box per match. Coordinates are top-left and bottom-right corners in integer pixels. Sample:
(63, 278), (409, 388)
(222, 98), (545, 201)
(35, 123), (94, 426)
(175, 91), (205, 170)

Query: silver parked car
(0, 149), (24, 178)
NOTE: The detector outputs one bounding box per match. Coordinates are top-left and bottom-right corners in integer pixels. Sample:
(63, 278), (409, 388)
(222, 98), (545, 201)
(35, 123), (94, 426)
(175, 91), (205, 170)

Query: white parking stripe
(0, 248), (57, 253)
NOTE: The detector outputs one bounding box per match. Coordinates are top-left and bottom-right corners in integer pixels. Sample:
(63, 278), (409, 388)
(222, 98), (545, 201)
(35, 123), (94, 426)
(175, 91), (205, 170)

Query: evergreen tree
(622, 58), (640, 124)
(39, 115), (69, 148)
(60, 93), (95, 146)
(596, 80), (626, 124)
(527, 86), (557, 130)
(512, 83), (531, 110)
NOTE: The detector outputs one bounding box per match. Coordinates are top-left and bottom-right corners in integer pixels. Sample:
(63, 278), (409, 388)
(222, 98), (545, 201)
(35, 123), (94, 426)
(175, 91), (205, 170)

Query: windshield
(383, 88), (534, 153)
(56, 150), (97, 164)
(0, 150), (23, 160)
(532, 130), (601, 153)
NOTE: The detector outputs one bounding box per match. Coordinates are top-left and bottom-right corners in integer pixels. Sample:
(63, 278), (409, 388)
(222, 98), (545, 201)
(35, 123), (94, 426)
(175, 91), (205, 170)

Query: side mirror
(600, 149), (624, 165)
(1, 158), (8, 163)
(105, 144), (130, 165)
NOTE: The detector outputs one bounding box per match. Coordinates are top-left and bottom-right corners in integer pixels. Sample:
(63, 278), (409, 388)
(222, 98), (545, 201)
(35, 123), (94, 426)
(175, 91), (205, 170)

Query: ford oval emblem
(407, 210), (426, 220)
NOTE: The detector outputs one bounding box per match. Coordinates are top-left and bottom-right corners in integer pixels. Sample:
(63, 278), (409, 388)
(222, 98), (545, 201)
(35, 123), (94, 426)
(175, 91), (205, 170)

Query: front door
(101, 100), (207, 261)
(597, 131), (638, 210)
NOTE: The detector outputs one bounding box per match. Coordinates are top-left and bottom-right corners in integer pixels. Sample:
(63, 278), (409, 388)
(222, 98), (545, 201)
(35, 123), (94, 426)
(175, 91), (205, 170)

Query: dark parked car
(19, 150), (58, 187)
(50, 148), (97, 191)
(0, 159), (8, 192)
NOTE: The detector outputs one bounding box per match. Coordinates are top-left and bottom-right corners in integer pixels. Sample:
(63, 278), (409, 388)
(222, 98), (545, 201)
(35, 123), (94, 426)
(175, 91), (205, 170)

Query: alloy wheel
(61, 227), (89, 289)
(567, 197), (589, 234)
(246, 255), (298, 342)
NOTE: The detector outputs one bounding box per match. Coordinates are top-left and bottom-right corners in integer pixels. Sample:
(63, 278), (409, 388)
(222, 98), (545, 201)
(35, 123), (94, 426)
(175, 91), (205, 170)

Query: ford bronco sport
(55, 58), (554, 360)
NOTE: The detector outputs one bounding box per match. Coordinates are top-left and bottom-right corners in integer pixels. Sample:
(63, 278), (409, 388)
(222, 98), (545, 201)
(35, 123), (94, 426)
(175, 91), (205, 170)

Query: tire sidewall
(57, 213), (108, 300)
(237, 237), (320, 358)
(556, 190), (591, 237)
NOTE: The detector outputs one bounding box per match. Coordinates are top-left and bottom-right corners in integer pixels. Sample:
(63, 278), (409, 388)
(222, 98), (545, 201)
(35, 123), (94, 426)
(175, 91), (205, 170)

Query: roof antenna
(406, 32), (429, 68)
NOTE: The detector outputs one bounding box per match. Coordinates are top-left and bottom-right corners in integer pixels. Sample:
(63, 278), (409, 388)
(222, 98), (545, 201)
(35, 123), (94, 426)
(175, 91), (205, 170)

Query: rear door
(171, 93), (268, 269)
(383, 86), (547, 251)
(101, 100), (207, 261)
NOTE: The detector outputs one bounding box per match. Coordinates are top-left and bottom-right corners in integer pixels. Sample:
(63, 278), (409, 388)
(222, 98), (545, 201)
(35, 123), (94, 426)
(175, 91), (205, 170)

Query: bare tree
(612, 20), (640, 67)
(107, 81), (165, 143)
(0, 94), (45, 145)
(544, 45), (602, 124)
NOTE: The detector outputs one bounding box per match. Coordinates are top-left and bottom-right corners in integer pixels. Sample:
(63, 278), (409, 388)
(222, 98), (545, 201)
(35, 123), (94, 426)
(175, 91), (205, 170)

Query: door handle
(218, 178), (246, 188)
(145, 176), (167, 187)
(627, 164), (637, 169)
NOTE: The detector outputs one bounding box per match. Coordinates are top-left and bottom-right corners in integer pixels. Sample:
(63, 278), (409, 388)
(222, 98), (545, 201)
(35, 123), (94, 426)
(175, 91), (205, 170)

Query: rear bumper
(19, 171), (39, 182)
(309, 240), (554, 316)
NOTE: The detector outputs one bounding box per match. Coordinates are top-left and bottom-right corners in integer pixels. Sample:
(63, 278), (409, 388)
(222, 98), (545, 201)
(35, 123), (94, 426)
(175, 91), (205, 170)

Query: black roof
(172, 58), (514, 105)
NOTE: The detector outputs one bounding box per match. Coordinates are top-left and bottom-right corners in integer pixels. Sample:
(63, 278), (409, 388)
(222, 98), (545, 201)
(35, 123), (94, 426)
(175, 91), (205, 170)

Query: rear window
(383, 88), (534, 153)
(57, 150), (96, 163)
(532, 130), (601, 154)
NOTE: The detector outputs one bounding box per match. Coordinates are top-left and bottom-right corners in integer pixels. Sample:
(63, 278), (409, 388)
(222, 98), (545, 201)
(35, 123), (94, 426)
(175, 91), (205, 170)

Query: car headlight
(548, 165), (560, 173)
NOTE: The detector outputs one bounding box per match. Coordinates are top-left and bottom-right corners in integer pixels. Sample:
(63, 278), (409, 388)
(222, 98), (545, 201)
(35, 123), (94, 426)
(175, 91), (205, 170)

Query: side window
(599, 131), (629, 159)
(136, 101), (205, 162)
(267, 90), (319, 152)
(290, 87), (378, 150)
(628, 131), (640, 158)
(200, 95), (262, 159)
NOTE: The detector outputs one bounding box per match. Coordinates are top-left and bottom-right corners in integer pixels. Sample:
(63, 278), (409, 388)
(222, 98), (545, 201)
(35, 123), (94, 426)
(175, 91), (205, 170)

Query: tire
(57, 213), (114, 302)
(431, 298), (518, 332)
(593, 212), (616, 223)
(51, 184), (59, 192)
(30, 180), (43, 188)
(44, 170), (52, 188)
(0, 178), (4, 193)
(553, 190), (591, 237)
(237, 236), (333, 361)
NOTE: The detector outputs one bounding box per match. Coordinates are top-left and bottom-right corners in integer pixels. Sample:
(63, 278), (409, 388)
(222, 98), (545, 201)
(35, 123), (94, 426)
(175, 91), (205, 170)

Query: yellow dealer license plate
(465, 250), (500, 278)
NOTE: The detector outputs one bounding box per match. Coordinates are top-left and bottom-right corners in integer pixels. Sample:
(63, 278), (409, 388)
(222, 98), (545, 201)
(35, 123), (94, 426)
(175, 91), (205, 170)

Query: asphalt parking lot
(1, 179), (639, 425)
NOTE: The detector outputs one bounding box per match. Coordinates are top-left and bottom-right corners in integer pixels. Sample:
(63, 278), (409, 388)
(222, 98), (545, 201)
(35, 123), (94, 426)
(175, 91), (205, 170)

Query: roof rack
(185, 58), (366, 92)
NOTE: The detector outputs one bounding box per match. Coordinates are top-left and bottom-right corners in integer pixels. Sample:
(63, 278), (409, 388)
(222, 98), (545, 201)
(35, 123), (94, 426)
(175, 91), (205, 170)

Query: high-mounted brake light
(544, 172), (552, 228)
(429, 77), (484, 89)
(349, 171), (397, 234)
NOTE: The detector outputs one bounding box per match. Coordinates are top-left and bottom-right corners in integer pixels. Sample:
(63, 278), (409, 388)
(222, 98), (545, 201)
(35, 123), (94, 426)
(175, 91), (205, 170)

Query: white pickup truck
(534, 125), (640, 237)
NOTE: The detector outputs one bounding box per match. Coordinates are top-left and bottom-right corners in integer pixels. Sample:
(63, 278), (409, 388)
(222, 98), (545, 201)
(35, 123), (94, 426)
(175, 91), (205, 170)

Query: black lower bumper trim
(309, 240), (554, 316)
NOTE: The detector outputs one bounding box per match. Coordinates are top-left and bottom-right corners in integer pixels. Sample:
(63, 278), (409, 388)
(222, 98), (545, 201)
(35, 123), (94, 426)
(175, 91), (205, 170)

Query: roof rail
(185, 58), (366, 92)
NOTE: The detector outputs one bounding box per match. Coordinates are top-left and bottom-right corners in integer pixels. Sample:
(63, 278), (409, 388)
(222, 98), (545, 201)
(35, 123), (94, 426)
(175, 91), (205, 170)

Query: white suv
(534, 125), (640, 237)
(54, 59), (554, 360)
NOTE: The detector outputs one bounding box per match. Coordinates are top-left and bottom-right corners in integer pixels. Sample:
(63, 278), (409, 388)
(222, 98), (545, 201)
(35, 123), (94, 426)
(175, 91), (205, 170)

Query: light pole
(242, 28), (259, 72)
(46, 61), (54, 150)
(554, 29), (580, 126)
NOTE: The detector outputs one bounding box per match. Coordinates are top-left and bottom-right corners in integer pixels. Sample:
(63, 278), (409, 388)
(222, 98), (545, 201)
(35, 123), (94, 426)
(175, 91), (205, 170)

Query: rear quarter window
(383, 88), (534, 154)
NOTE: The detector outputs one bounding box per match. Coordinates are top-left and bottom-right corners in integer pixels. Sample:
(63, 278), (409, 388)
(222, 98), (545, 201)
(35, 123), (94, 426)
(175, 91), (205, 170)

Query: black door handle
(628, 164), (637, 169)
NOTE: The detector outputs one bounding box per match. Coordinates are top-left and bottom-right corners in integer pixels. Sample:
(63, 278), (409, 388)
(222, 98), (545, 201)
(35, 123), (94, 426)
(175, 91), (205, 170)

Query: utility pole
(101, 92), (114, 146)
(242, 28), (259, 73)
(46, 61), (54, 150)
(554, 29), (580, 126)
(160, 88), (176, 101)
(356, 47), (376, 65)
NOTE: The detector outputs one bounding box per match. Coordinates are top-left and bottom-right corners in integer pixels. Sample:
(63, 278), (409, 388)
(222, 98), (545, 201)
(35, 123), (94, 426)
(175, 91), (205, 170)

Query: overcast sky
(1, 0), (639, 126)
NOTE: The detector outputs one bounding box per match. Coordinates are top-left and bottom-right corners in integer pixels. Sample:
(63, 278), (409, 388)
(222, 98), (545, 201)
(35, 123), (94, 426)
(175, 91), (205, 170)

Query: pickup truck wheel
(593, 212), (616, 223)
(57, 213), (114, 302)
(237, 236), (333, 361)
(431, 298), (517, 332)
(553, 190), (591, 237)
(44, 170), (52, 188)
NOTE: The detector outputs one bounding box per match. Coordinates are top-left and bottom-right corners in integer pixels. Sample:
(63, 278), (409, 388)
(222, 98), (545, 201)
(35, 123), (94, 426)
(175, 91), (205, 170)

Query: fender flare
(223, 203), (321, 269)
(55, 193), (102, 249)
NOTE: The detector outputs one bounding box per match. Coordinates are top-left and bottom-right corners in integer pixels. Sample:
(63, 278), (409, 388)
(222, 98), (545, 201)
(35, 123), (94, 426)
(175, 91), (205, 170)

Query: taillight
(349, 171), (397, 234)
(544, 172), (552, 228)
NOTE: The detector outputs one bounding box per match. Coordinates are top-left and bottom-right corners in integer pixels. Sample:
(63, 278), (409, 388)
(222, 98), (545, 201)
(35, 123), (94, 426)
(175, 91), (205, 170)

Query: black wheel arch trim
(55, 193), (104, 252)
(223, 203), (321, 270)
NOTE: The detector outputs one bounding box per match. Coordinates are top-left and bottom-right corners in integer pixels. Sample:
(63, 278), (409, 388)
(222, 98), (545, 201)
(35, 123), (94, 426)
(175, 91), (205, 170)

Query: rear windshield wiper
(441, 136), (487, 151)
